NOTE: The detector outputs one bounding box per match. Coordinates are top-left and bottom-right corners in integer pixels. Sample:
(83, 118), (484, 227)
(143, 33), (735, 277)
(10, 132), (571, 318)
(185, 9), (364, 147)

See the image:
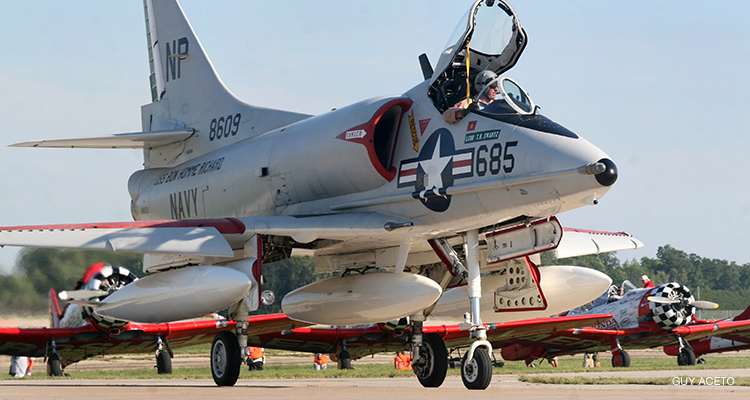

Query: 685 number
(476, 141), (518, 176)
(209, 113), (241, 141)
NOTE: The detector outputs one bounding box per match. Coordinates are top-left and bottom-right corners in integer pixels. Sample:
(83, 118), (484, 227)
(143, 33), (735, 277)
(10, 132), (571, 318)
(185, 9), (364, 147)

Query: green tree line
(541, 244), (750, 309)
(2, 244), (749, 314)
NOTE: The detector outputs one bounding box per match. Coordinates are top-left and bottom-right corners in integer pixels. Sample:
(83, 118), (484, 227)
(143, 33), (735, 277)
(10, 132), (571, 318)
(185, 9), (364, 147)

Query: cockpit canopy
(475, 76), (535, 115)
(429, 0), (528, 113)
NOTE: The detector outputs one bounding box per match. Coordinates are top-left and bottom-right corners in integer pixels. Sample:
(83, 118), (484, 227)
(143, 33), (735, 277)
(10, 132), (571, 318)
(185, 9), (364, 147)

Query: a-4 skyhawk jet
(0, 0), (623, 390)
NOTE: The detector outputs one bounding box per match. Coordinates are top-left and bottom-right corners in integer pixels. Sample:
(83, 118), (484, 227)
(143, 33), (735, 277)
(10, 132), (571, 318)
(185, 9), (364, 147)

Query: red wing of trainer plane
(0, 0), (635, 389)
(500, 281), (750, 367)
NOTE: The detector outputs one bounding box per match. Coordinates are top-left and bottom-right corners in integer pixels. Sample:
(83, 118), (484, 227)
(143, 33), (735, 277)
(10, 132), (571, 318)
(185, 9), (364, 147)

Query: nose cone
(595, 158), (618, 187)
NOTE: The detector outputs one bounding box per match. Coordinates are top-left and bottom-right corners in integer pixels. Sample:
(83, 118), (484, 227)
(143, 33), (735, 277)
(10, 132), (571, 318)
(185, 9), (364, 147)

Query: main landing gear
(610, 339), (630, 367)
(211, 331), (242, 386)
(155, 336), (173, 374)
(676, 337), (696, 366)
(413, 332), (448, 387)
(611, 350), (630, 367)
(47, 353), (63, 377)
(46, 340), (64, 377)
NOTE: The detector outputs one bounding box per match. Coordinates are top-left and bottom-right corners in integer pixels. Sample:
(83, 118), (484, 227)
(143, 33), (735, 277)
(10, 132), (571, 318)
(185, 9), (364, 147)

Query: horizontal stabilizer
(9, 129), (194, 149)
(0, 226), (233, 257)
(554, 228), (643, 259)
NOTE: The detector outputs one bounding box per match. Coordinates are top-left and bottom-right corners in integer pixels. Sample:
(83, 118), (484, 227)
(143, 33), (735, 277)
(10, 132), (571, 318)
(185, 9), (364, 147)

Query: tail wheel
(211, 331), (241, 386)
(414, 333), (448, 388)
(156, 351), (172, 374)
(611, 350), (630, 367)
(47, 353), (63, 377)
(461, 347), (492, 390)
(677, 348), (696, 366)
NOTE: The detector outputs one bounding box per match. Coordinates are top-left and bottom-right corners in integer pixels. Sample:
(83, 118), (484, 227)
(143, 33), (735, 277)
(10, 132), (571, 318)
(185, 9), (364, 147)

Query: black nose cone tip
(595, 158), (618, 187)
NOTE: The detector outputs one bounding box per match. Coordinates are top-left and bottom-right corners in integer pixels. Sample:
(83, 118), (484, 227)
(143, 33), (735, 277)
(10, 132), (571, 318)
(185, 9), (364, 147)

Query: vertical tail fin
(143, 0), (240, 121)
(734, 304), (750, 321)
(140, 0), (309, 168)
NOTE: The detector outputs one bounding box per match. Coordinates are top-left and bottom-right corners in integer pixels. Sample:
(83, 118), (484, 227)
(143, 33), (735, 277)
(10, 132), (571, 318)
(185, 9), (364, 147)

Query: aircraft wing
(0, 314), (309, 367)
(673, 318), (750, 342)
(502, 317), (750, 359)
(554, 228), (644, 259)
(249, 313), (613, 360)
(0, 213), (413, 256)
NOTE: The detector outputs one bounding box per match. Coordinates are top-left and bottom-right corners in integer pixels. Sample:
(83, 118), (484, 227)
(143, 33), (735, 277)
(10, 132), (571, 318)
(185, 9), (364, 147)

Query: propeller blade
(690, 300), (719, 309)
(58, 289), (108, 301)
(647, 296), (680, 304)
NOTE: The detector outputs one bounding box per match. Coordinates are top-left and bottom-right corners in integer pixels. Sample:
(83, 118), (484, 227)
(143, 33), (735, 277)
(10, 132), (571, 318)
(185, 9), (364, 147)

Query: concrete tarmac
(2, 370), (748, 400)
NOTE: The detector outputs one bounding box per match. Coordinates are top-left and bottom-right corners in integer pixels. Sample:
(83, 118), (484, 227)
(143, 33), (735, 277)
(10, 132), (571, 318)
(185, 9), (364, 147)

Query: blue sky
(1, 1), (749, 273)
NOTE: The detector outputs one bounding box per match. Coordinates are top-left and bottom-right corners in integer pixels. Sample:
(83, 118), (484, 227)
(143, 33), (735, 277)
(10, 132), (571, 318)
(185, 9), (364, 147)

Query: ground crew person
(314, 353), (328, 370)
(247, 347), (265, 370)
(395, 351), (413, 370)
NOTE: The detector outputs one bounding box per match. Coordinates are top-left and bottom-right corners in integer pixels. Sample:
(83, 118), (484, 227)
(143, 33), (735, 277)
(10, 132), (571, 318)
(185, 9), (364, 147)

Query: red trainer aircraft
(500, 281), (750, 367)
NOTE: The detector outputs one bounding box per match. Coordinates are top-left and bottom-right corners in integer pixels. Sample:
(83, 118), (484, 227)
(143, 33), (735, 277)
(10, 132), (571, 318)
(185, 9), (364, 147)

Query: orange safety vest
(315, 353), (328, 364)
(403, 353), (413, 370)
(395, 353), (409, 370)
(248, 347), (264, 359)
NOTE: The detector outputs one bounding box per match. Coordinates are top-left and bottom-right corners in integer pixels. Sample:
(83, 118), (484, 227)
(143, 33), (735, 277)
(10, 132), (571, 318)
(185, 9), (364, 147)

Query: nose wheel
(461, 346), (493, 389)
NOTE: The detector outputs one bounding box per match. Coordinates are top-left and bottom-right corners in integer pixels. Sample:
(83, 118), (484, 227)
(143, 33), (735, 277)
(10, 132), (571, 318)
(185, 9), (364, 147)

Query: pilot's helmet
(474, 70), (498, 93)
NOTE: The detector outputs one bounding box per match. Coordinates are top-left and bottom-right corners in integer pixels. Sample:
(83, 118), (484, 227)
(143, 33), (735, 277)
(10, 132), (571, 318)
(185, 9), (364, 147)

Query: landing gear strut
(460, 229), (493, 390)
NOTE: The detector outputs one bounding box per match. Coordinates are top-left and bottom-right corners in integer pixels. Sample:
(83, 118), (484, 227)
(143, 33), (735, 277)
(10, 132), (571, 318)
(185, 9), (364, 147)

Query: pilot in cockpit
(441, 70), (499, 124)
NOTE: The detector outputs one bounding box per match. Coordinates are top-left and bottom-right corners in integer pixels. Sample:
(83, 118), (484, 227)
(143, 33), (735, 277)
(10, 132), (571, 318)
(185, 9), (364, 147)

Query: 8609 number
(209, 113), (241, 141)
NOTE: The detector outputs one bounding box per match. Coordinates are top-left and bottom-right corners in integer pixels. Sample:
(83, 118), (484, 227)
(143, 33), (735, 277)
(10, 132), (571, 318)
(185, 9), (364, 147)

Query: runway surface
(2, 370), (748, 400)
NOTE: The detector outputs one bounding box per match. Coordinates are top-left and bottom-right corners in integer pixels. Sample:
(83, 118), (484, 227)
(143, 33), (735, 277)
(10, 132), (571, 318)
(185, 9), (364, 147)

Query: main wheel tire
(211, 331), (241, 386)
(414, 332), (448, 388)
(48, 353), (63, 377)
(338, 350), (352, 370)
(677, 348), (696, 366)
(611, 351), (630, 367)
(156, 350), (172, 374)
(461, 347), (492, 390)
